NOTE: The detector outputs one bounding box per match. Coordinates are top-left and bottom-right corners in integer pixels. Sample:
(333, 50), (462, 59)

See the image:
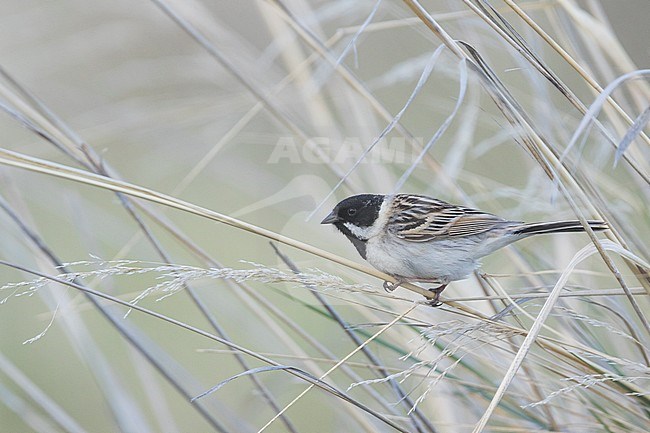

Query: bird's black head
(320, 194), (385, 232)
(321, 194), (385, 260)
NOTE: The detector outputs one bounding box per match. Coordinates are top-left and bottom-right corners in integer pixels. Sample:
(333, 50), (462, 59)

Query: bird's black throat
(333, 222), (367, 260)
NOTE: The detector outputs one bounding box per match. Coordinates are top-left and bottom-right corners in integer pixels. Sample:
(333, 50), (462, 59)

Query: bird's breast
(365, 234), (481, 283)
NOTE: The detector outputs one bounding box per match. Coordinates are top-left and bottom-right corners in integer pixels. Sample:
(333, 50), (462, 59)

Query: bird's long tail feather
(513, 220), (608, 236)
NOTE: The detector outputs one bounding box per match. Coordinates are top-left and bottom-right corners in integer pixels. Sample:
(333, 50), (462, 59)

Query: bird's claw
(425, 284), (447, 307)
(427, 298), (443, 308)
(384, 280), (447, 307)
(383, 279), (403, 292)
(427, 298), (443, 307)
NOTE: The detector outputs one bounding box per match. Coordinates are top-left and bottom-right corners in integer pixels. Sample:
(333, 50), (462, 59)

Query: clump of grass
(0, 1), (648, 432)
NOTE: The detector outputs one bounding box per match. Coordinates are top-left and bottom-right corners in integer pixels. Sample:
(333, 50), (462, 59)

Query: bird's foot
(383, 279), (404, 293)
(384, 279), (448, 307)
(426, 284), (448, 307)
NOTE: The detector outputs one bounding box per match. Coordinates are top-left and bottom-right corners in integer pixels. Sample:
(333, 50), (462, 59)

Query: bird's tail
(512, 220), (608, 236)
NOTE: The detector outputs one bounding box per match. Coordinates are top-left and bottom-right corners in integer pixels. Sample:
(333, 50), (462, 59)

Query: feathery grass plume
(523, 373), (650, 409)
(0, 259), (384, 305)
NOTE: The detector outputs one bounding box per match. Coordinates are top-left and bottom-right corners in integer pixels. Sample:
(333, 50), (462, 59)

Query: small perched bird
(321, 194), (607, 305)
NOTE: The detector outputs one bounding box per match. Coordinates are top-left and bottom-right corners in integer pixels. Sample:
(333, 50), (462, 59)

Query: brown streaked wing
(389, 195), (512, 242)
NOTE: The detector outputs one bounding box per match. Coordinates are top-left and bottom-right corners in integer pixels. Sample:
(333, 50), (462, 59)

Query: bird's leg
(426, 284), (448, 307)
(383, 278), (404, 292)
(383, 279), (447, 306)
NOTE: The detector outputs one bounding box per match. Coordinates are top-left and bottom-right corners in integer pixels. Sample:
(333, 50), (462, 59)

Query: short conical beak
(320, 211), (339, 225)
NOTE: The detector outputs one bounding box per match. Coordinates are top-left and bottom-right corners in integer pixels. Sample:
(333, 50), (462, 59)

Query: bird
(321, 193), (607, 305)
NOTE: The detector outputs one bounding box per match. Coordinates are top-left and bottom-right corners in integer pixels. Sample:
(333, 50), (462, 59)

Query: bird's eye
(347, 208), (357, 216)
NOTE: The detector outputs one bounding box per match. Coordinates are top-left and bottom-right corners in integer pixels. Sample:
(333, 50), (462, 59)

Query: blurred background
(0, 1), (648, 432)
